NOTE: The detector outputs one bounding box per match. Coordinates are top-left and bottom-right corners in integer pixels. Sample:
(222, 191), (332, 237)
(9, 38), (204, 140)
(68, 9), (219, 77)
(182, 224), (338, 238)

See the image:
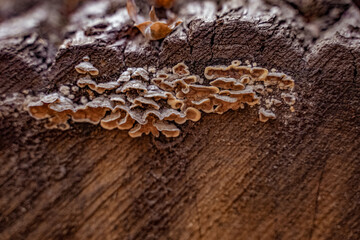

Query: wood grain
(0, 0), (359, 239)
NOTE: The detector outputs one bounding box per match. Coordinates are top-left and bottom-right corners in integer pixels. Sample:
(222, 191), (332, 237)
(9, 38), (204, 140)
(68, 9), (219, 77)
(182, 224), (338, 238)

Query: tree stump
(0, 0), (359, 239)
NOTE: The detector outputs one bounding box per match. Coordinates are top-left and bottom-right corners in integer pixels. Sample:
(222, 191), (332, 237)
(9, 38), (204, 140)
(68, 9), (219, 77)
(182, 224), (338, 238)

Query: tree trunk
(0, 0), (359, 239)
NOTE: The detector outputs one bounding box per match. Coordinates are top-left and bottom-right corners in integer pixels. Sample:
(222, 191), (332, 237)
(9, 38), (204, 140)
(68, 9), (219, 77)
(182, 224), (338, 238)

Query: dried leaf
(127, 0), (182, 40)
(127, 0), (140, 23)
(149, 6), (158, 22)
(153, 0), (175, 9)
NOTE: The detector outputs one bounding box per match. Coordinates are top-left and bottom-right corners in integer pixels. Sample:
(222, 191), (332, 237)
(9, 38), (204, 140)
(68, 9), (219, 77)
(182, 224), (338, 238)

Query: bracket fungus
(172, 62), (190, 76)
(259, 108), (276, 122)
(127, 0), (182, 40)
(210, 77), (245, 90)
(75, 56), (99, 76)
(27, 59), (297, 138)
(281, 93), (296, 105)
(77, 76), (120, 94)
(204, 63), (294, 90)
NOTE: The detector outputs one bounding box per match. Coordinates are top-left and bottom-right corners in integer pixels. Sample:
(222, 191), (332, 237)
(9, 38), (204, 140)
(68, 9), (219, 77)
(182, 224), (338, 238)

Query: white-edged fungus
(117, 80), (148, 93)
(172, 62), (190, 76)
(132, 68), (149, 81)
(59, 85), (71, 96)
(191, 98), (213, 113)
(80, 96), (88, 105)
(272, 98), (282, 107)
(71, 86), (79, 92)
(131, 96), (160, 110)
(100, 112), (122, 130)
(153, 121), (180, 138)
(109, 94), (126, 104)
(231, 60), (241, 66)
(77, 77), (120, 94)
(75, 61), (99, 76)
(117, 71), (131, 82)
(210, 77), (245, 90)
(259, 108), (276, 122)
(281, 93), (296, 105)
(212, 94), (241, 114)
(254, 84), (265, 94)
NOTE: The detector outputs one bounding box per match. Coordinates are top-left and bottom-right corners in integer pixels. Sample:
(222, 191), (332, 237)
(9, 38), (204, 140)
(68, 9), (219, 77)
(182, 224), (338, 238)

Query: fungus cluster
(27, 58), (296, 138)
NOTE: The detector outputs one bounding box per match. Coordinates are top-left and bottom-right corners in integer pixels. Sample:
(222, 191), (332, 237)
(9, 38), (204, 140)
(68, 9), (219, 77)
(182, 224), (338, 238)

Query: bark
(0, 0), (359, 239)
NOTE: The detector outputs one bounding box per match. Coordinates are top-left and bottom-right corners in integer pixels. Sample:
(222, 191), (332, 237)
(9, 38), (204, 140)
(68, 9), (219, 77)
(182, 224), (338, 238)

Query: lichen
(27, 58), (297, 138)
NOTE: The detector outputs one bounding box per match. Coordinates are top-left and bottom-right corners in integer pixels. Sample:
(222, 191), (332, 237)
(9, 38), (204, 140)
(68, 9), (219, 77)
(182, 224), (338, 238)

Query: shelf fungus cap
(71, 97), (113, 124)
(166, 93), (184, 109)
(231, 60), (241, 66)
(272, 98), (282, 107)
(156, 72), (169, 79)
(118, 113), (135, 130)
(75, 61), (99, 76)
(105, 107), (135, 130)
(48, 96), (75, 112)
(176, 84), (219, 99)
(78, 77), (120, 94)
(40, 93), (61, 104)
(212, 94), (238, 104)
(204, 65), (252, 80)
(132, 68), (149, 81)
(117, 71), (131, 83)
(77, 76), (96, 88)
(115, 105), (147, 125)
(145, 91), (168, 100)
(117, 80), (148, 93)
(172, 62), (190, 76)
(259, 108), (276, 122)
(281, 93), (296, 105)
(212, 94), (240, 114)
(146, 85), (165, 93)
(72, 108), (108, 124)
(28, 93), (61, 119)
(265, 72), (294, 89)
(266, 72), (285, 82)
(128, 123), (156, 138)
(210, 77), (245, 90)
(280, 76), (295, 90)
(28, 94), (75, 128)
(191, 98), (213, 113)
(109, 94), (126, 104)
(254, 84), (265, 94)
(131, 96), (160, 109)
(86, 96), (113, 109)
(182, 75), (198, 84)
(153, 121), (180, 138)
(159, 108), (186, 122)
(100, 112), (122, 130)
(28, 101), (52, 119)
(95, 82), (120, 94)
(184, 107), (201, 122)
(219, 87), (260, 106)
(151, 78), (176, 92)
(251, 67), (268, 81)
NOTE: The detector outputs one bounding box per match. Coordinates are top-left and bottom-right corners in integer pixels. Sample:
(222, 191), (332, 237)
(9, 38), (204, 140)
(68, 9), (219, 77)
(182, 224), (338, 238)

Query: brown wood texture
(0, 0), (359, 239)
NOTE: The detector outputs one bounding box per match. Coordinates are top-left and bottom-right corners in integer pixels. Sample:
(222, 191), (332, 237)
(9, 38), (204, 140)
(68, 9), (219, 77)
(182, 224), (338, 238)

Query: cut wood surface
(0, 0), (359, 239)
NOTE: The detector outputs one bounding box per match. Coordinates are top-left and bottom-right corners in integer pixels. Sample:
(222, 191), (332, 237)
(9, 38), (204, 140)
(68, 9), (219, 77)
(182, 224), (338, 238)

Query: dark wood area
(0, 0), (359, 239)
